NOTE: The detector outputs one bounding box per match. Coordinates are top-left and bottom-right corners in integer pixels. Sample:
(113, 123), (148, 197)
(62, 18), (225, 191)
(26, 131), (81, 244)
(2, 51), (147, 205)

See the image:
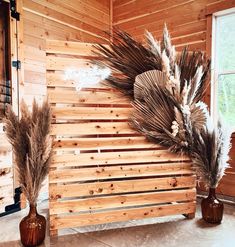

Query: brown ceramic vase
(19, 204), (46, 247)
(201, 188), (224, 224)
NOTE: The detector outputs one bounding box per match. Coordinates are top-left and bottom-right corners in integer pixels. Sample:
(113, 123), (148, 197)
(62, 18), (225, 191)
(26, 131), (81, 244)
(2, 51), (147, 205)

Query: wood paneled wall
(23, 0), (110, 107)
(113, 0), (220, 51)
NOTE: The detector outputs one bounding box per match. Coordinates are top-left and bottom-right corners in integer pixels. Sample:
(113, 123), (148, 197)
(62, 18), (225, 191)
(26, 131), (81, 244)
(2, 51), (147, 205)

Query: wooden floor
(0, 200), (235, 247)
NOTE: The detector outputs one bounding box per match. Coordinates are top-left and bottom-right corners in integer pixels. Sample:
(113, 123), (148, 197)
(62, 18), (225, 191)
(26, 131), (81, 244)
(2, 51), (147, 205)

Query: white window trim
(211, 7), (235, 131)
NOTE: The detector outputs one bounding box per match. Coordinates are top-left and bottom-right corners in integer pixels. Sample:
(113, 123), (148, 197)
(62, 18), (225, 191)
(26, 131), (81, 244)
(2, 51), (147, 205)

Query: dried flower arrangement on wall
(93, 25), (232, 223)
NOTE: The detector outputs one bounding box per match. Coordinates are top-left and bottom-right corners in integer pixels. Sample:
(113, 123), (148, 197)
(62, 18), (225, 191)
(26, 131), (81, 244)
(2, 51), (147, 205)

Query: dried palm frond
(93, 26), (210, 103)
(4, 99), (52, 205)
(130, 70), (189, 153)
(191, 117), (232, 188)
(93, 29), (161, 97)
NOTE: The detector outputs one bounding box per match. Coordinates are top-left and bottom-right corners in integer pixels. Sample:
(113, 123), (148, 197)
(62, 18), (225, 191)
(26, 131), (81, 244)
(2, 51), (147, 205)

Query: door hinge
(10, 0), (20, 21)
(12, 60), (21, 70)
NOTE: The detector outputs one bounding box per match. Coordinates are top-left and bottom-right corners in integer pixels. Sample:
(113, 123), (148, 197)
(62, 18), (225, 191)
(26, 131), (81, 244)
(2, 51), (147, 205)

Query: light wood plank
(46, 40), (108, 56)
(51, 150), (190, 167)
(53, 136), (159, 151)
(50, 176), (196, 198)
(46, 56), (92, 70)
(52, 106), (132, 120)
(50, 188), (196, 214)
(50, 201), (196, 229)
(48, 89), (129, 105)
(51, 122), (136, 136)
(49, 163), (194, 183)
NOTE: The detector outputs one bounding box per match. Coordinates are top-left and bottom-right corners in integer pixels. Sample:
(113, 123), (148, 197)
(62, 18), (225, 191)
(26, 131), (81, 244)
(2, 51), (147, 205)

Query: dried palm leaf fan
(131, 66), (210, 153)
(131, 70), (188, 153)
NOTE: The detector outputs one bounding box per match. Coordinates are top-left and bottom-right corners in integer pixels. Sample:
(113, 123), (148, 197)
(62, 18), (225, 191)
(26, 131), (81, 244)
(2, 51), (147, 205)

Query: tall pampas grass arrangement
(4, 99), (52, 246)
(191, 116), (232, 224)
(4, 99), (52, 205)
(191, 117), (232, 189)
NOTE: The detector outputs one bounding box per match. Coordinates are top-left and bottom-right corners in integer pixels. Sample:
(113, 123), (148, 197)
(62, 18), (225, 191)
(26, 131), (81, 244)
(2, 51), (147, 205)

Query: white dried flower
(171, 120), (179, 137)
(182, 105), (191, 115)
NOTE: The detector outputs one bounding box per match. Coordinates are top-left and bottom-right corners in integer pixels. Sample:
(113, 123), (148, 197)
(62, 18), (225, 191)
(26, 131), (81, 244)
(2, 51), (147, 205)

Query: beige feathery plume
(161, 50), (171, 78)
(145, 30), (161, 57)
(4, 99), (52, 205)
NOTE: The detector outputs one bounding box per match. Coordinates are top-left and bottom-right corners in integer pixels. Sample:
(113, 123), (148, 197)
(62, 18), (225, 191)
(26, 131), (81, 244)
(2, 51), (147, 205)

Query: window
(211, 8), (235, 129)
(0, 1), (11, 118)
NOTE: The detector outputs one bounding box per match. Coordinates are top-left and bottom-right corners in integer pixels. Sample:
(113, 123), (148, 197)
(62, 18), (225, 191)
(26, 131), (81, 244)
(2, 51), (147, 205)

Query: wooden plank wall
(113, 0), (235, 198)
(46, 40), (196, 236)
(23, 0), (110, 108)
(113, 0), (220, 52)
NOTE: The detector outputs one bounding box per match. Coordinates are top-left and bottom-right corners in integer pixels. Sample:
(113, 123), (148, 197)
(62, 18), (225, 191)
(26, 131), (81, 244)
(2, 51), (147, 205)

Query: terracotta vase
(201, 188), (224, 224)
(19, 204), (46, 247)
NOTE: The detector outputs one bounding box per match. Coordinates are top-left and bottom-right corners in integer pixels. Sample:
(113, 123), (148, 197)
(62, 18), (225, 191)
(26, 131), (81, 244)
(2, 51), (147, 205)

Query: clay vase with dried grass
(4, 99), (52, 247)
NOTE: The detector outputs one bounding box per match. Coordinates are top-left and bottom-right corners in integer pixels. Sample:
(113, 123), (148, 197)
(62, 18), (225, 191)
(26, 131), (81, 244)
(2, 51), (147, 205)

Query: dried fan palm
(131, 70), (208, 152)
(4, 99), (52, 205)
(130, 70), (189, 153)
(191, 117), (232, 188)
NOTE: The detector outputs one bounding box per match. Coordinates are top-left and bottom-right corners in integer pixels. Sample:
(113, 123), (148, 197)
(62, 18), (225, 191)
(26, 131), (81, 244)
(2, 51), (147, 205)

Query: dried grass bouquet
(4, 99), (52, 205)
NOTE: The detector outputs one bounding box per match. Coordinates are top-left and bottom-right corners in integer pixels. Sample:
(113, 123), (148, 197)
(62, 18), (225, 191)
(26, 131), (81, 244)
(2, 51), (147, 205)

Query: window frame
(211, 7), (235, 131)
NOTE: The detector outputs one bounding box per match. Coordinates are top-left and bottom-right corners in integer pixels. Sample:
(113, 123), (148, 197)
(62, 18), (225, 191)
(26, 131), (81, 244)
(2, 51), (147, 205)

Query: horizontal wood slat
(49, 162), (194, 183)
(48, 89), (129, 105)
(50, 201), (196, 229)
(53, 136), (160, 151)
(52, 106), (132, 120)
(51, 122), (137, 136)
(47, 40), (196, 236)
(46, 40), (97, 56)
(50, 188), (196, 214)
(46, 56), (93, 70)
(51, 150), (190, 168)
(50, 176), (196, 198)
(46, 40), (109, 56)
